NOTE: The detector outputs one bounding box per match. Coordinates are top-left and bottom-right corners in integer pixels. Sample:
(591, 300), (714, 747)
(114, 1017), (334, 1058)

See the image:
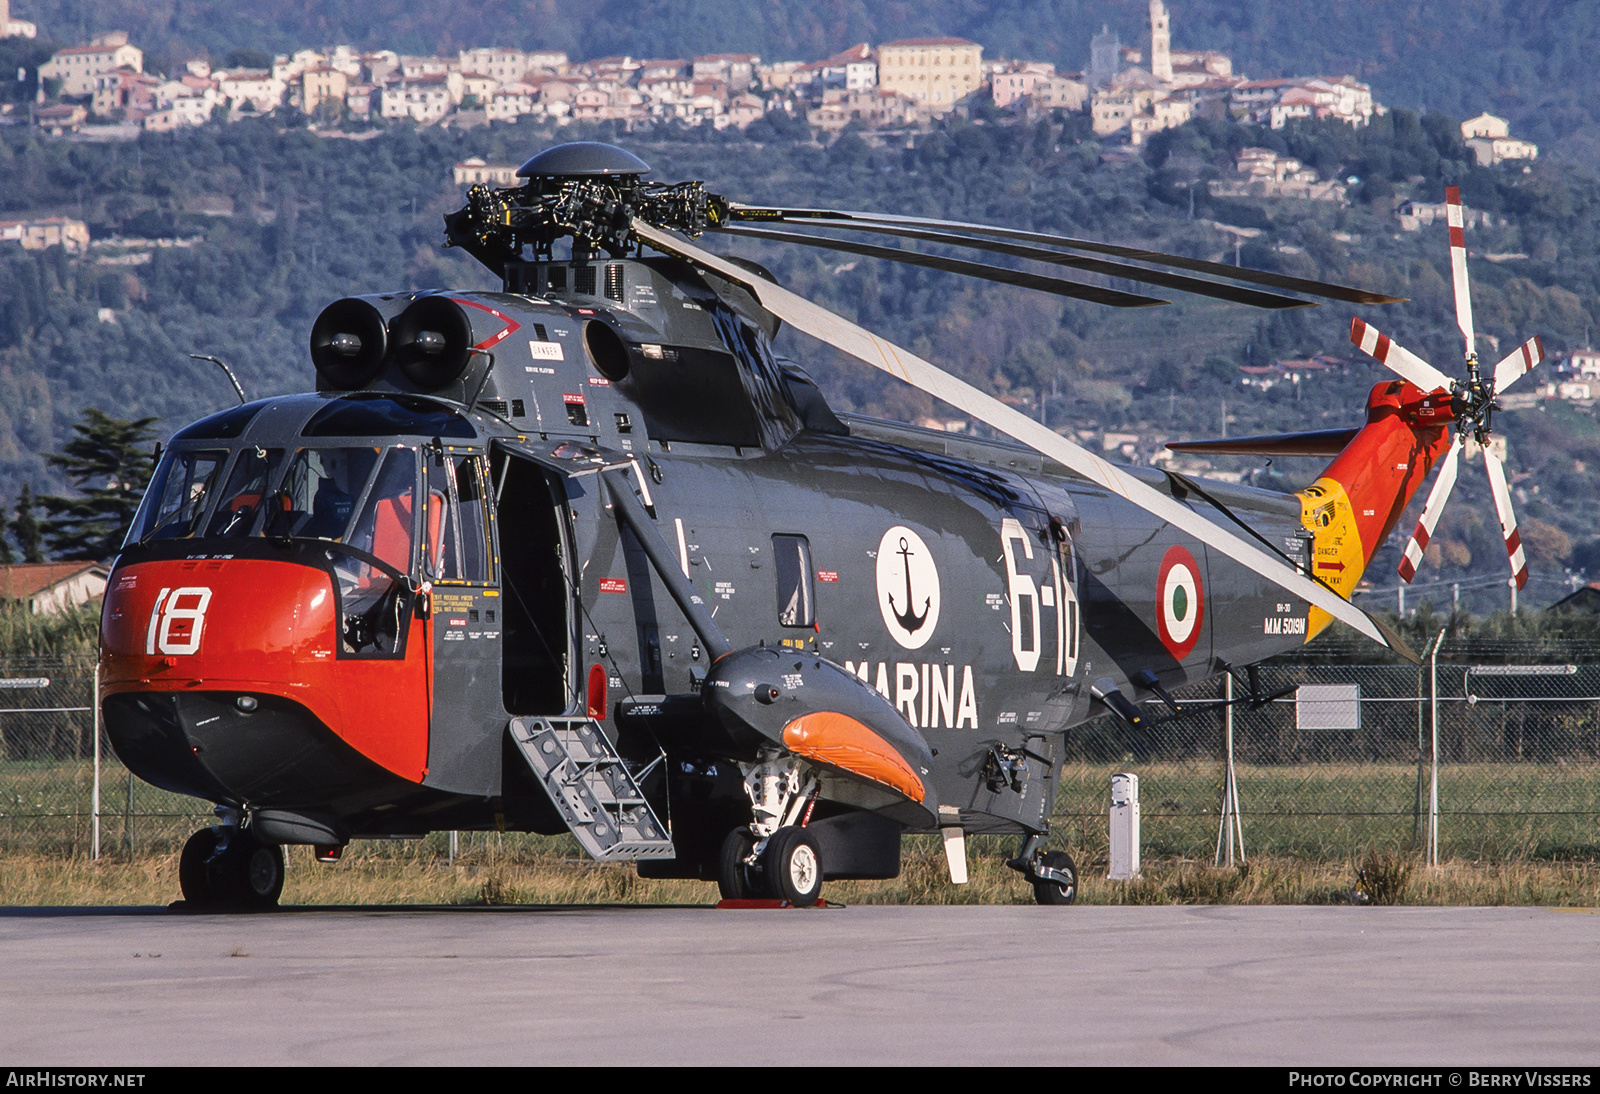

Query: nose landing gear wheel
(232, 838), (286, 909)
(1031, 850), (1078, 906)
(178, 827), (285, 910)
(764, 826), (823, 907)
(717, 827), (762, 900)
(179, 827), (223, 907)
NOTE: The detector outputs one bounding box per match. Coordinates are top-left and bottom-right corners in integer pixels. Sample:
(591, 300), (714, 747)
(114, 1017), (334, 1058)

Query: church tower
(1089, 24), (1120, 88)
(1149, 0), (1172, 82)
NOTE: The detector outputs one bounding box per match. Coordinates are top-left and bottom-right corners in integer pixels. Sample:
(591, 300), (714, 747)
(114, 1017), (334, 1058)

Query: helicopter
(97, 143), (1542, 909)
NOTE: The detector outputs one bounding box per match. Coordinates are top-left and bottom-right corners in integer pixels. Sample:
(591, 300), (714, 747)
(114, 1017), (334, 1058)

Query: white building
(381, 73), (461, 122)
(216, 68), (285, 113)
(487, 83), (536, 121)
(144, 79), (218, 130)
(991, 61), (1056, 108)
(0, 564), (109, 615)
(1461, 113), (1538, 166)
(1, 0), (36, 38)
(0, 216), (90, 253)
(460, 48), (529, 85)
(40, 34), (144, 97)
(453, 158), (520, 186)
(1567, 350), (1600, 380)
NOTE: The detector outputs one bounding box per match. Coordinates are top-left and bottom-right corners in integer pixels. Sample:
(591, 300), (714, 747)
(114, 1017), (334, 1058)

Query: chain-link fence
(4, 651), (1598, 863)
(1057, 651), (1600, 862)
(0, 663), (210, 856)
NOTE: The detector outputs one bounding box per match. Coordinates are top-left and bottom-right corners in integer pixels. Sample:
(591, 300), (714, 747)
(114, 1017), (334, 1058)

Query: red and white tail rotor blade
(1481, 439), (1529, 590)
(1492, 335), (1545, 395)
(1397, 434), (1462, 583)
(1350, 317), (1453, 394)
(1445, 186), (1476, 359)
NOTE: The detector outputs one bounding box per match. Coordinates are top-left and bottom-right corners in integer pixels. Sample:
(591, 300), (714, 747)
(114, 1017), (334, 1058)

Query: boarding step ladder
(509, 716), (675, 862)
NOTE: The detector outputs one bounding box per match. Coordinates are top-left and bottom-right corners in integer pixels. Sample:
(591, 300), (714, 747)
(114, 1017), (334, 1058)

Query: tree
(37, 410), (159, 561)
(0, 498), (11, 564)
(14, 485), (42, 564)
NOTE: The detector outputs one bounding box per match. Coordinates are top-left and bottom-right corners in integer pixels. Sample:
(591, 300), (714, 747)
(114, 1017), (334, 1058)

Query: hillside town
(8, 1), (1490, 147)
(1, 1), (1567, 411)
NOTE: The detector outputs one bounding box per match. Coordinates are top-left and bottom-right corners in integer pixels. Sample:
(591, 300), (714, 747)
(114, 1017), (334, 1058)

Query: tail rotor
(1350, 186), (1544, 591)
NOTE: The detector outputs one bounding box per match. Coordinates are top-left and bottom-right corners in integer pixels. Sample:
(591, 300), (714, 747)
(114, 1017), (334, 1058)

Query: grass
(2, 758), (1598, 907)
(1, 834), (1598, 908)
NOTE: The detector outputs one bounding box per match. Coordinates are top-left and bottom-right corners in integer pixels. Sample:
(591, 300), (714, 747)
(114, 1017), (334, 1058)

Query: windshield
(132, 444), (422, 561)
(136, 450), (227, 542)
(266, 447), (383, 540)
(205, 447), (285, 538)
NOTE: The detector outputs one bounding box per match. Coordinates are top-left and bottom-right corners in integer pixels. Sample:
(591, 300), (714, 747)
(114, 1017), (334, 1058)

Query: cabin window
(135, 449), (227, 542)
(426, 454), (492, 583)
(772, 533), (814, 628)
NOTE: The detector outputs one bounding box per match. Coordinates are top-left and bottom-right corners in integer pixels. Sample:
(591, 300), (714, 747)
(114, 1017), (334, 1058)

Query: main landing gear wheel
(717, 827), (762, 900)
(1031, 850), (1078, 906)
(179, 827), (286, 910)
(764, 826), (823, 907)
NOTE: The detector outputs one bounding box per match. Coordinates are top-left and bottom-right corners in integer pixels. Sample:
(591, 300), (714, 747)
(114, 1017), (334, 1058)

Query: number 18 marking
(145, 586), (213, 655)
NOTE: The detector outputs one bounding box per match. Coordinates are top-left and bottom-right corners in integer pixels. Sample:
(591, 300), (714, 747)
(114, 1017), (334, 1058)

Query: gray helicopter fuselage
(373, 259), (1315, 834)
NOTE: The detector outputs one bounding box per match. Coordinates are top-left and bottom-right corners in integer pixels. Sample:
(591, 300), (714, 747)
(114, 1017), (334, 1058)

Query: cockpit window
(266, 447), (383, 541)
(347, 448), (418, 573)
(303, 395), (477, 439)
(205, 447), (285, 538)
(135, 450), (226, 542)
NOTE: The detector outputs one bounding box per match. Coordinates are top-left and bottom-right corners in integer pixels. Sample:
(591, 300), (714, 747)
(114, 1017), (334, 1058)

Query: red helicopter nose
(100, 557), (431, 785)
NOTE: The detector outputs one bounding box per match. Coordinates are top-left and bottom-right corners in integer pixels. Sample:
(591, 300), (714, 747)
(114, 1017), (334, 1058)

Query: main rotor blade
(1492, 336), (1545, 395)
(727, 204), (1408, 306)
(1445, 187), (1477, 359)
(717, 222), (1311, 310)
(635, 218), (1404, 656)
(1397, 434), (1462, 583)
(1350, 318), (1454, 394)
(719, 225), (1166, 309)
(1481, 439), (1529, 590)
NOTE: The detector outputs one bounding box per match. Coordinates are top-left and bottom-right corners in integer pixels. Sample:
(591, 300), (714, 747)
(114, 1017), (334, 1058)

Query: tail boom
(1297, 380), (1453, 636)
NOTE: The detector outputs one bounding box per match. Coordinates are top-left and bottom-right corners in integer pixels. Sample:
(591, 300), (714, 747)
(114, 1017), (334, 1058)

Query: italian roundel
(1155, 545), (1204, 661)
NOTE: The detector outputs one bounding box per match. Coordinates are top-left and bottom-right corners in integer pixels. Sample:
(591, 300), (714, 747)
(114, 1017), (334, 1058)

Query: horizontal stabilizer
(1166, 428), (1360, 459)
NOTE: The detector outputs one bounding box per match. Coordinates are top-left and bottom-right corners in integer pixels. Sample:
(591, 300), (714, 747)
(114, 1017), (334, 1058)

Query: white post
(449, 830), (458, 867)
(1216, 674), (1245, 867)
(1427, 630), (1443, 866)
(91, 664), (101, 861)
(1109, 773), (1140, 880)
(1509, 576), (1518, 616)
